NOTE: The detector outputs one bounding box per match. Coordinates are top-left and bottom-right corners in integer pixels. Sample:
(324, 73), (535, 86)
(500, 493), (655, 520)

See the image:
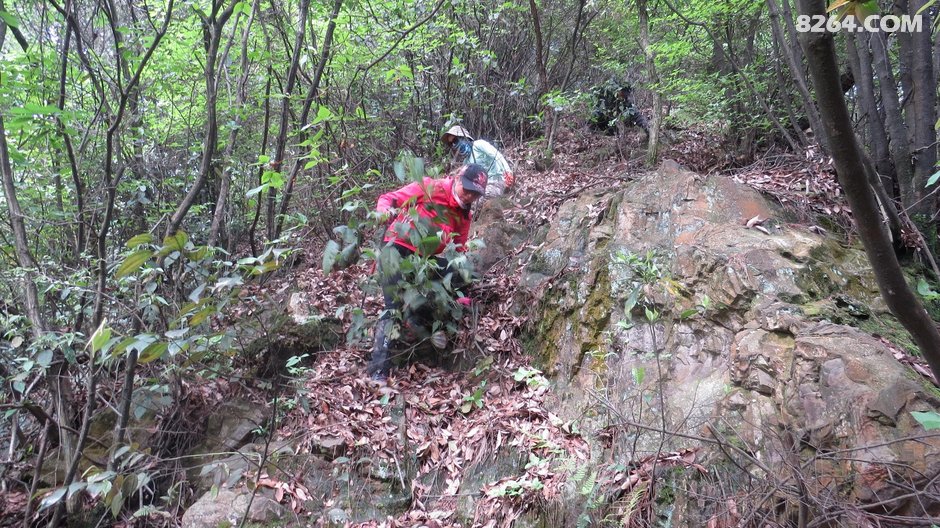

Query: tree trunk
(636, 0), (661, 165)
(797, 0), (940, 385)
(767, 0), (826, 150)
(0, 120), (46, 335)
(267, 0), (311, 241)
(870, 31), (914, 208)
(210, 0), (260, 247)
(843, 33), (903, 245)
(895, 0), (916, 139)
(167, 0), (237, 238)
(773, 36), (811, 147)
(527, 0), (553, 165)
(850, 32), (893, 180)
(55, 25), (86, 260)
(908, 0), (937, 227)
(275, 0), (344, 239)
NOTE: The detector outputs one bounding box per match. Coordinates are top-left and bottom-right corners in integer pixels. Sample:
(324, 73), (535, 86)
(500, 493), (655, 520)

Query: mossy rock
(245, 315), (343, 378)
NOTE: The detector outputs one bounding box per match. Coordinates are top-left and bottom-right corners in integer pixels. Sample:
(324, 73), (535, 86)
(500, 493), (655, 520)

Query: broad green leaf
(0, 10), (20, 28)
(926, 170), (940, 188)
(214, 276), (243, 290)
(11, 103), (60, 116)
(911, 411), (940, 430)
(39, 487), (68, 511)
(139, 341), (168, 363)
(165, 328), (189, 339)
(112, 334), (156, 357)
(125, 233), (154, 248)
(322, 240), (340, 273)
(314, 105), (335, 124)
(251, 261), (280, 275)
(186, 247), (210, 261)
(261, 170), (283, 188)
(188, 283), (206, 303)
(115, 250), (153, 278)
(623, 286), (640, 315)
(112, 336), (138, 356)
(917, 278), (938, 297)
(36, 349), (53, 368)
(189, 306), (215, 326)
(67, 481), (85, 498)
(418, 235), (441, 255)
(110, 489), (124, 518)
(393, 160), (405, 181)
(233, 1), (251, 14)
(162, 231), (188, 253)
(91, 327), (112, 354)
(246, 183), (267, 198)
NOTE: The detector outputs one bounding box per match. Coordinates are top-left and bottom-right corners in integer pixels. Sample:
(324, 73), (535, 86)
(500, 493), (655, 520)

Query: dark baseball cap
(460, 164), (488, 194)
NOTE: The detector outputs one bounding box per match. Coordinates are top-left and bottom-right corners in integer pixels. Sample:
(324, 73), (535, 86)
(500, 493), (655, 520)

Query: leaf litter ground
(260, 126), (913, 526)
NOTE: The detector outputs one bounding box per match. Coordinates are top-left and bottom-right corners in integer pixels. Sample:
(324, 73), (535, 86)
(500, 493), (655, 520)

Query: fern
(618, 486), (646, 527)
(580, 470), (597, 496)
(572, 463), (588, 486)
(576, 512), (592, 528)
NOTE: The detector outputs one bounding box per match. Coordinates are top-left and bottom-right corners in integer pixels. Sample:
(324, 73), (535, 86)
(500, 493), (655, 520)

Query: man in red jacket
(367, 164), (487, 380)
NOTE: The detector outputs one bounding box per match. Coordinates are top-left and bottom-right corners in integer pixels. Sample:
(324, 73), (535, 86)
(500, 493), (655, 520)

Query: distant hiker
(589, 80), (649, 136)
(442, 125), (514, 197)
(367, 164), (487, 381)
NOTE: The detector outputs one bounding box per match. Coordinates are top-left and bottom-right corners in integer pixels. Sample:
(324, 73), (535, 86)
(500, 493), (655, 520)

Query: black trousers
(367, 244), (469, 376)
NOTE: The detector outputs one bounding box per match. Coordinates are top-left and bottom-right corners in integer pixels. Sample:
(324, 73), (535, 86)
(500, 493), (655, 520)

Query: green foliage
(916, 278), (940, 301)
(911, 411), (940, 430)
(513, 366), (550, 389)
(461, 380), (487, 413)
(613, 249), (667, 329)
(485, 475), (545, 498)
(39, 446), (160, 519)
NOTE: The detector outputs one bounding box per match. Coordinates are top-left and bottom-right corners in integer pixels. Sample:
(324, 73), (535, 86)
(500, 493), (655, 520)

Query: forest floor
(231, 124), (875, 527)
(0, 125), (878, 527)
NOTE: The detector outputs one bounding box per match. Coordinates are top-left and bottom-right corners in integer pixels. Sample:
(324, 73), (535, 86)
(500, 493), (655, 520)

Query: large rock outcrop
(518, 161), (940, 523)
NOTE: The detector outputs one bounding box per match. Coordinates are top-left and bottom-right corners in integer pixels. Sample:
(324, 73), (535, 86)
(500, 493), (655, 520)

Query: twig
(22, 420), (51, 528)
(238, 384), (277, 528)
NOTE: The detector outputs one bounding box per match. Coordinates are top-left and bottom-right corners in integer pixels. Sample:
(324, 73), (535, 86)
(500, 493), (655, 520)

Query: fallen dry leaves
(221, 124), (936, 527)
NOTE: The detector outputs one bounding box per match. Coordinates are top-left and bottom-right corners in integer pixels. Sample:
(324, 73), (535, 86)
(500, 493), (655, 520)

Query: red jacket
(377, 177), (472, 255)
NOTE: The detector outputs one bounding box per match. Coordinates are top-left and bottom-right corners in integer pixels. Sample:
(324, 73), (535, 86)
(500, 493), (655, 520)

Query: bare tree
(846, 32), (892, 179)
(166, 0), (239, 237)
(274, 0), (344, 239)
(210, 0), (260, 247)
(636, 0), (661, 165)
(908, 0), (937, 228)
(267, 0), (311, 240)
(766, 0), (825, 150)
